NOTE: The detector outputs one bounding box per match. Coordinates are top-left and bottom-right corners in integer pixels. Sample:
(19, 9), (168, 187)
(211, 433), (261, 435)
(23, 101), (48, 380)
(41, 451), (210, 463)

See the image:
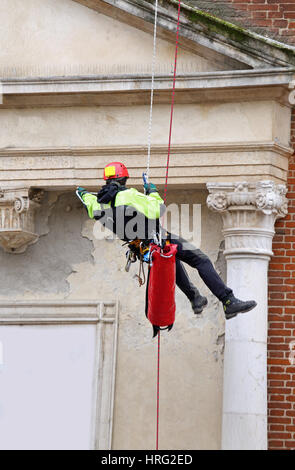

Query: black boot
(191, 295), (208, 315)
(223, 294), (257, 320)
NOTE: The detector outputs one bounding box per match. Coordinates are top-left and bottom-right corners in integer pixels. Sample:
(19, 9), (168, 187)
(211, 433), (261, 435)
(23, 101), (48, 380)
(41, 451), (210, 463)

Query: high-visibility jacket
(80, 187), (165, 241)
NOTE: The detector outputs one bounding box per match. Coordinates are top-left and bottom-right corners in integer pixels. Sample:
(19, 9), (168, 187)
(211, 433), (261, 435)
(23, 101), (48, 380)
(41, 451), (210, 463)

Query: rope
(146, 0), (161, 449)
(163, 0), (182, 205)
(146, 0), (159, 180)
(155, 0), (182, 451)
(156, 330), (160, 450)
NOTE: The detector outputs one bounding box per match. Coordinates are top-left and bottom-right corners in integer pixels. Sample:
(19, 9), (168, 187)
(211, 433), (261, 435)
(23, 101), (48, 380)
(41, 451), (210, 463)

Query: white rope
(146, 0), (159, 180)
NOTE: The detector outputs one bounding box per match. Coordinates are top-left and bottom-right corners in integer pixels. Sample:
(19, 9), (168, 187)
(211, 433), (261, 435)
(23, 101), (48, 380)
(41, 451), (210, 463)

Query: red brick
(268, 345), (290, 352)
(269, 380), (285, 386)
(268, 309), (284, 316)
(269, 417), (292, 424)
(268, 440), (284, 448)
(269, 424), (285, 431)
(269, 330), (292, 338)
(273, 19), (289, 27)
(269, 336), (285, 343)
(268, 432), (292, 439)
(268, 402), (292, 410)
(269, 11), (284, 19)
(268, 373), (291, 381)
(268, 387), (292, 394)
(286, 396), (295, 402)
(268, 264), (286, 270)
(285, 441), (295, 449)
(286, 381), (295, 387)
(268, 271), (290, 278)
(268, 278), (284, 285)
(248, 4), (280, 11)
(280, 4), (295, 12)
(269, 409), (285, 416)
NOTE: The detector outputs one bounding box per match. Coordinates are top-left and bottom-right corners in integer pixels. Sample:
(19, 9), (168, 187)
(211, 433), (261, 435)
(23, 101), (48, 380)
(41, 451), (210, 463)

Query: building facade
(0, 0), (294, 450)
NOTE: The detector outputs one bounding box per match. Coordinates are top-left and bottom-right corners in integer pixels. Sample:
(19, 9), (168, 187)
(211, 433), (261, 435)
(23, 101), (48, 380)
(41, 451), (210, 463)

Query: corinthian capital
(254, 181), (288, 217)
(207, 181), (288, 218)
(206, 181), (288, 259)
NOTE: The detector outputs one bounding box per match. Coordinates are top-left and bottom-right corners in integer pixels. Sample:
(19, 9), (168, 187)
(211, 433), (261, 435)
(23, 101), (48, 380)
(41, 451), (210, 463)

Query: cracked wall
(69, 187), (226, 450)
(0, 187), (226, 449)
(0, 192), (93, 299)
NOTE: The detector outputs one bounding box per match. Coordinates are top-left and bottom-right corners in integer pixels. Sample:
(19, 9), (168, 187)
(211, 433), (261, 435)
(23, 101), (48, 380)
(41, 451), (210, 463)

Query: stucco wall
(0, 100), (290, 190)
(0, 0), (227, 77)
(0, 101), (288, 148)
(0, 189), (226, 449)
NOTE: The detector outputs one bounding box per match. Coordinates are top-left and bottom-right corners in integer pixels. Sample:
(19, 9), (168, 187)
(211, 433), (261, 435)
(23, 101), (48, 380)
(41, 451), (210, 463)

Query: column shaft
(207, 181), (288, 450)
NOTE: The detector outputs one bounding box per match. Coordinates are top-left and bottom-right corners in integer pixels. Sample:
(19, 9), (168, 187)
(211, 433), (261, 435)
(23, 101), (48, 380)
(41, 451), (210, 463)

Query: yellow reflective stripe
(81, 193), (105, 219)
(115, 188), (164, 219)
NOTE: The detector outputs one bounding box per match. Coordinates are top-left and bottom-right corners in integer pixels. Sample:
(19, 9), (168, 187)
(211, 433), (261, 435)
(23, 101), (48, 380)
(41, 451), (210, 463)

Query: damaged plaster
(66, 187), (226, 449)
(0, 192), (93, 298)
(0, 186), (226, 449)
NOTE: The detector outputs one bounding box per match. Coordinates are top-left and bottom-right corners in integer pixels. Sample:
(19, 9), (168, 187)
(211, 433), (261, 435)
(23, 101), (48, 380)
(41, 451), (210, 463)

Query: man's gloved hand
(144, 182), (158, 195)
(76, 186), (88, 196)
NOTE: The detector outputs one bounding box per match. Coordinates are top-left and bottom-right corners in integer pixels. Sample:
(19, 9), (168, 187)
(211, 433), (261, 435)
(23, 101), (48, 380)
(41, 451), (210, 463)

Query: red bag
(146, 243), (178, 337)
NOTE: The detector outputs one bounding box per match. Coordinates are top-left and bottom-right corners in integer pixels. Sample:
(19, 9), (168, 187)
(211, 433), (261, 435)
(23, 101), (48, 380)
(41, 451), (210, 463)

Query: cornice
(0, 141), (292, 158)
(1, 68), (294, 107)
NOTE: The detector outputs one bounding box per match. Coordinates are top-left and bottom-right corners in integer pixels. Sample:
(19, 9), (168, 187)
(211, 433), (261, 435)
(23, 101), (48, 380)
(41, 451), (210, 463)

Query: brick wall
(267, 109), (295, 450)
(212, 0), (295, 451)
(228, 0), (295, 44)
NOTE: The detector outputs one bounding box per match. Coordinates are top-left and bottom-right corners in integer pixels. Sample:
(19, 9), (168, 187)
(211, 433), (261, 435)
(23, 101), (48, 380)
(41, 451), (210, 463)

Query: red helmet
(103, 162), (129, 181)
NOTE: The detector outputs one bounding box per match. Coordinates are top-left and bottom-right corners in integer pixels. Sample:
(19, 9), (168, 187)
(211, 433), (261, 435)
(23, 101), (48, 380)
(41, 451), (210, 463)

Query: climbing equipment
(146, 242), (178, 337)
(125, 239), (149, 286)
(145, 0), (182, 452)
(144, 0), (182, 333)
(123, 0), (182, 451)
(103, 162), (129, 180)
(136, 254), (146, 287)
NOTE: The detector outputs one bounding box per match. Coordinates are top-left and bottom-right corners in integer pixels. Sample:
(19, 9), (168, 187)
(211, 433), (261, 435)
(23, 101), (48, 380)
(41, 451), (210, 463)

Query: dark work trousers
(168, 234), (233, 302)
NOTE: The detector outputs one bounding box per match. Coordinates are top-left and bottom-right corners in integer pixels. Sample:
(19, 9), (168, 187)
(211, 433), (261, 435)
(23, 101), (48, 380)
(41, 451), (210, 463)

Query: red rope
(156, 330), (160, 450)
(156, 0), (182, 451)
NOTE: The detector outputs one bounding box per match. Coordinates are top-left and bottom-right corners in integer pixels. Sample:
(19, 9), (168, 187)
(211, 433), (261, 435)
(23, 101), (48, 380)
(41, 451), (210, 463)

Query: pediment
(0, 0), (258, 80)
(73, 0), (295, 70)
(0, 0), (294, 109)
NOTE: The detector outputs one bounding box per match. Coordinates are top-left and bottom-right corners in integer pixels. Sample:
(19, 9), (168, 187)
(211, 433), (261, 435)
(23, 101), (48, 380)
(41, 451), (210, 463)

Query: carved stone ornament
(0, 188), (44, 253)
(206, 181), (289, 259)
(207, 181), (288, 218)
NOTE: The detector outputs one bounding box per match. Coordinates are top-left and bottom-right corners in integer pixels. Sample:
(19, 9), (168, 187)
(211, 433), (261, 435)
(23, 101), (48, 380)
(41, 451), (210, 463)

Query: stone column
(206, 181), (288, 450)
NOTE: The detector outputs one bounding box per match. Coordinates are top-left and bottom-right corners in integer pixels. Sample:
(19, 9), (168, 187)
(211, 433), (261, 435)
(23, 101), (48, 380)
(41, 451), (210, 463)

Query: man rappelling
(76, 162), (257, 321)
